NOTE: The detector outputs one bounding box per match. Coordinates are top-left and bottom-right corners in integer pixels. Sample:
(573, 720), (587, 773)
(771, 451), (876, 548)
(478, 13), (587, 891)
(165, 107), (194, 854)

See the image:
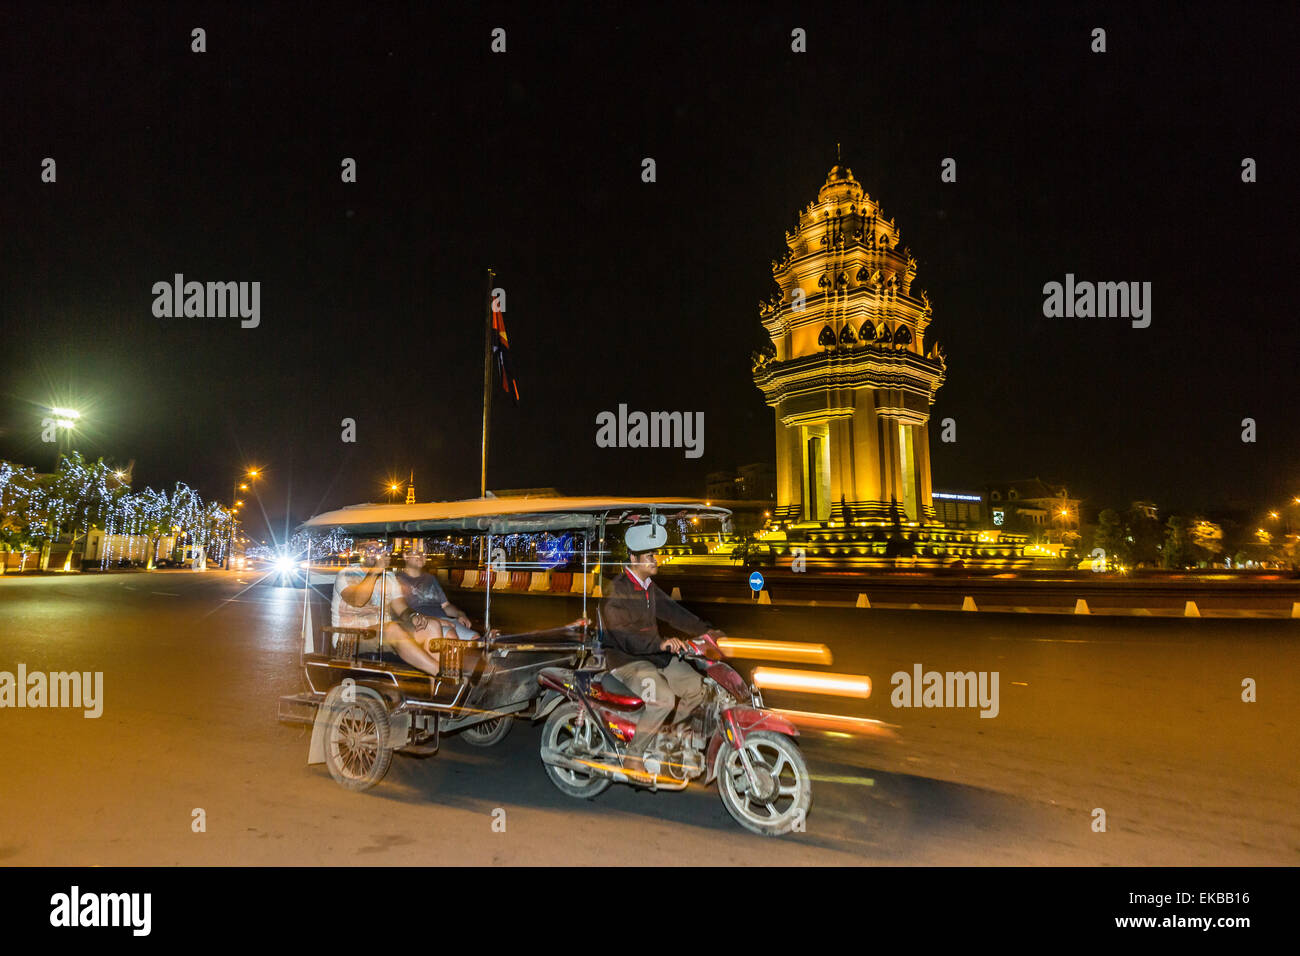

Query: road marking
(151, 591), (178, 596)
(810, 774), (875, 786)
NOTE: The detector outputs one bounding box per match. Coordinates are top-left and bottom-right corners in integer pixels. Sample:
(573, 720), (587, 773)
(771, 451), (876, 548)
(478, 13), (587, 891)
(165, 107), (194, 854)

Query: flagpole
(480, 269), (495, 499)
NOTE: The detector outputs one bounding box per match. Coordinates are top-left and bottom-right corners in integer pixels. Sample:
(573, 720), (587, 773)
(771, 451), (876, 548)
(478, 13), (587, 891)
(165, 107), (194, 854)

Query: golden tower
(753, 165), (947, 525)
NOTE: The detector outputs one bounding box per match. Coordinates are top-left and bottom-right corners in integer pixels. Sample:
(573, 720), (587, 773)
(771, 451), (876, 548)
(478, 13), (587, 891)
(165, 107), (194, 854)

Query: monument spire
(750, 164), (1026, 568)
(754, 163), (939, 525)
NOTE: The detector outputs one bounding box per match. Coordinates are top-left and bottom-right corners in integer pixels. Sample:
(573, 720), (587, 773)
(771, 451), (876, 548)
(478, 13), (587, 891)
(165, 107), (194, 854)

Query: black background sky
(2, 1), (1297, 543)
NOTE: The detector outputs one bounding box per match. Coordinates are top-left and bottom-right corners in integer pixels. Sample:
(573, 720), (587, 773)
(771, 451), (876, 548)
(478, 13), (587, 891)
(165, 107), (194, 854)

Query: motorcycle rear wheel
(541, 702), (612, 799)
(717, 731), (811, 836)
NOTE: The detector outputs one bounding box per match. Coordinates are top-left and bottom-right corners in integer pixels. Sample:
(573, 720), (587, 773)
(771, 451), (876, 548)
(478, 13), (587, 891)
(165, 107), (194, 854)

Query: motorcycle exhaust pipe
(540, 748), (690, 791)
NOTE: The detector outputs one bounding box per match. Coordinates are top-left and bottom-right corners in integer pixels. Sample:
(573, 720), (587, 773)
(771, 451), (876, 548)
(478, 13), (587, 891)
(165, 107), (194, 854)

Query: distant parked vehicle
(167, 546), (207, 569)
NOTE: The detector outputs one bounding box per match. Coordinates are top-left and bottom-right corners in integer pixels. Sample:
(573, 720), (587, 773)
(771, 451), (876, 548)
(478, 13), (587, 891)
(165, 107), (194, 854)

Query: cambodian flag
(492, 300), (520, 403)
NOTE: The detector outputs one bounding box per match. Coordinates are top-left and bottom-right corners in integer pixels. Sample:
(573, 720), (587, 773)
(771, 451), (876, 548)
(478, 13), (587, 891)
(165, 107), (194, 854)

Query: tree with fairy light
(126, 485), (183, 569)
(42, 453), (125, 565)
(0, 461), (41, 554)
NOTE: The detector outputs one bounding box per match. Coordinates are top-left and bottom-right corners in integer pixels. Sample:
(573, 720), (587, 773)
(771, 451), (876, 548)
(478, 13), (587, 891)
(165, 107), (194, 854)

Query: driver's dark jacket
(601, 569), (711, 669)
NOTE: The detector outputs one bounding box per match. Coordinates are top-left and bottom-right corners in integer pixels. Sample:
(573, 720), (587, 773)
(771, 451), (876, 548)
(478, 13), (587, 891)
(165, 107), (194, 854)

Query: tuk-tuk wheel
(324, 695), (394, 792)
(461, 715), (513, 747)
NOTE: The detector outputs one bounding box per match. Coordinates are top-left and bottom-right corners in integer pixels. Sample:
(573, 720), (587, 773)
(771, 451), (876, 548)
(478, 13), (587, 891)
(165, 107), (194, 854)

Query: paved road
(1, 571), (1297, 865)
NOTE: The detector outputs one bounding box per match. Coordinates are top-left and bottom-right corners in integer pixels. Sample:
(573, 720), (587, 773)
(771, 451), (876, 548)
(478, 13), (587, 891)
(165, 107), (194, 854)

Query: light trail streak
(752, 667), (872, 698)
(716, 638), (832, 664)
(772, 708), (899, 739)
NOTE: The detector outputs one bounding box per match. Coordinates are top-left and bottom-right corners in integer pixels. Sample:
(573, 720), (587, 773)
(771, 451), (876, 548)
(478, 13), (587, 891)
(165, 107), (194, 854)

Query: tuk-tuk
(278, 496), (732, 793)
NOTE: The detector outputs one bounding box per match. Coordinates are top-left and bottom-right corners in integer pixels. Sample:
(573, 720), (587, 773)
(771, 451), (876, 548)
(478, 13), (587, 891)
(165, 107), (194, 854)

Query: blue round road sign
(749, 571), (765, 592)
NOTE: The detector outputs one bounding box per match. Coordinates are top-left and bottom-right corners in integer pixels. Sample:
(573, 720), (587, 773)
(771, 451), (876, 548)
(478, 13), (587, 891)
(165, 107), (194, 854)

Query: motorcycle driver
(601, 515), (726, 767)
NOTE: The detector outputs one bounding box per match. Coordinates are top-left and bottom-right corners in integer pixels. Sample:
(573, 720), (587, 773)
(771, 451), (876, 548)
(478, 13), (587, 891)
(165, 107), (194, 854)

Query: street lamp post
(228, 469), (261, 568)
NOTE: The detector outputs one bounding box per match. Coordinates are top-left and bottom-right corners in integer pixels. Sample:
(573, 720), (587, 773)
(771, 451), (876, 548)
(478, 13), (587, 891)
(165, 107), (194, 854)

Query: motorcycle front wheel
(717, 731), (812, 836)
(541, 701), (612, 799)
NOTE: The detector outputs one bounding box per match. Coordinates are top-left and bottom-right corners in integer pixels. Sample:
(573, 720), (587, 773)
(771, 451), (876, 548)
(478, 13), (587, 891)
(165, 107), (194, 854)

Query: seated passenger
(331, 540), (443, 676)
(395, 549), (480, 642)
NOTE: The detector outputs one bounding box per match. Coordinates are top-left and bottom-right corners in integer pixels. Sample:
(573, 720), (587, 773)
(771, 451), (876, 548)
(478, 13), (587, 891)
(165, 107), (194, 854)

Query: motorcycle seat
(590, 674), (644, 710)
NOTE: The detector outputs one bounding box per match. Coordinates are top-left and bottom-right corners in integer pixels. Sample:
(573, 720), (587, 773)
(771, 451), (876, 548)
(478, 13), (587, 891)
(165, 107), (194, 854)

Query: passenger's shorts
(418, 611), (476, 641)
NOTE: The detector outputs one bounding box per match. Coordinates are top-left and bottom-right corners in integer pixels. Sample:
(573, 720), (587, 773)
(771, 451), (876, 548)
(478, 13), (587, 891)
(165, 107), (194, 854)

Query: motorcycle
(537, 634), (812, 836)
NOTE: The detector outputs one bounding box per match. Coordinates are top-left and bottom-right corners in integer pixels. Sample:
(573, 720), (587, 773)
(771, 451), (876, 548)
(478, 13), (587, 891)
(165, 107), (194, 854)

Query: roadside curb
(442, 581), (1299, 619)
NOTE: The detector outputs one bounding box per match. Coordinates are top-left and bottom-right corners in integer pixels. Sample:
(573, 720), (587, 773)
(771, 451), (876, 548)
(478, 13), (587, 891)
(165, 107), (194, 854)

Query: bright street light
(228, 468), (263, 568)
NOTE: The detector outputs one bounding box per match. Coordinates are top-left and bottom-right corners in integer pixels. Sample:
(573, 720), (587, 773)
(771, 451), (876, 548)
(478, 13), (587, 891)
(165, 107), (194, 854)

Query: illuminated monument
(751, 165), (1027, 567)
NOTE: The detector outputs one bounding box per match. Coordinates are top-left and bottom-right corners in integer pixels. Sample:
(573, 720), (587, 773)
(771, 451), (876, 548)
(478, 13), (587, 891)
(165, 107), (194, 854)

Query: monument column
(852, 403), (883, 508)
(829, 416), (856, 519)
(878, 414), (905, 518)
(914, 422), (935, 519)
(774, 414), (802, 521)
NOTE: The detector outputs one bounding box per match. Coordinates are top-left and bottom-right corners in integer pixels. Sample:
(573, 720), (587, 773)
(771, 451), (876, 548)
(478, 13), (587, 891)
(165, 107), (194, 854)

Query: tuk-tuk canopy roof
(301, 496), (732, 535)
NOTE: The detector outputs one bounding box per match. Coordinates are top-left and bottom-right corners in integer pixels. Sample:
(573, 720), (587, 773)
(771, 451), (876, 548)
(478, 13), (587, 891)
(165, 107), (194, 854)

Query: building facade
(706, 463), (777, 504)
(984, 478), (1080, 541)
(931, 490), (985, 528)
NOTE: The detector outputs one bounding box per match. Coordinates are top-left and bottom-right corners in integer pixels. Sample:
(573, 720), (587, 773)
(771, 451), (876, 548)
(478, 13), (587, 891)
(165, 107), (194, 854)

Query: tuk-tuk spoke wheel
(325, 696), (393, 792)
(461, 715), (513, 747)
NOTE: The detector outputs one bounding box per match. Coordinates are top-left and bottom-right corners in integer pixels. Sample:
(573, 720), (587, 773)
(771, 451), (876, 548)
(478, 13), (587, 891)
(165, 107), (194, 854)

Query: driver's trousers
(610, 658), (705, 754)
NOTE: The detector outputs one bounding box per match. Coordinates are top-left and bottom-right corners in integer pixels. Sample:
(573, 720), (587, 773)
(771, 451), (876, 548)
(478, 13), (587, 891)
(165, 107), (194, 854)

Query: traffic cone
(961, 595), (977, 611)
(670, 586), (682, 600)
(856, 593), (870, 608)
(1074, 599), (1090, 614)
(1184, 601), (1200, 617)
(757, 590), (771, 605)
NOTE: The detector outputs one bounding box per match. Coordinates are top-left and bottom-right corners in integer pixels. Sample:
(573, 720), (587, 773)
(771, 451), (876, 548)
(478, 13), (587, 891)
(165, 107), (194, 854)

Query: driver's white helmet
(624, 515), (667, 554)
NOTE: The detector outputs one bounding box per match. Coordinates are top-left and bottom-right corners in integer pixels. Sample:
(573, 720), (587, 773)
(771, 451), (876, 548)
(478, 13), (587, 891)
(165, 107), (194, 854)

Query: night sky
(2, 2), (1297, 542)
